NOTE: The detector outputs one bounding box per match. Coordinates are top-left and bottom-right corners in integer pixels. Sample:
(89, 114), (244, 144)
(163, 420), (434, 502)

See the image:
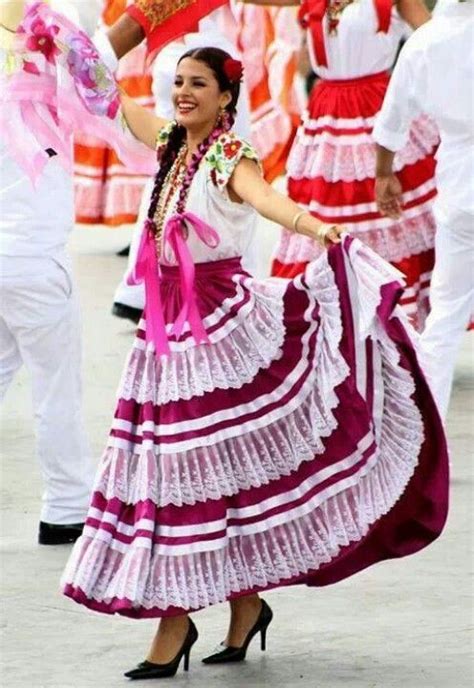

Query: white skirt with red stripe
(272, 71), (439, 331)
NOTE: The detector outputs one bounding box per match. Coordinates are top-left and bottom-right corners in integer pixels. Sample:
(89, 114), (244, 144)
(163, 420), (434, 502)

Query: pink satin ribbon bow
(128, 212), (220, 356)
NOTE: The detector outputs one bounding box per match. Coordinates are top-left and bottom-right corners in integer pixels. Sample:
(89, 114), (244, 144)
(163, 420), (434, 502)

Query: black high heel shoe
(202, 599), (273, 665)
(124, 619), (198, 680)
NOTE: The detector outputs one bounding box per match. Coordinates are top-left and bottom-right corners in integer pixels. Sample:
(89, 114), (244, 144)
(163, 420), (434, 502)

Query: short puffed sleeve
(205, 133), (261, 192)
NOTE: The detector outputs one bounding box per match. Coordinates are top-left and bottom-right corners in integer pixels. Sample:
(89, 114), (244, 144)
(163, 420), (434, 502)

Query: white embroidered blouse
(156, 127), (261, 266)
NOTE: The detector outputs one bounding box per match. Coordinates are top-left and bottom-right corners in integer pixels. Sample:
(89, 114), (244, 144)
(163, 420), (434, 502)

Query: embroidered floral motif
(65, 32), (120, 119)
(223, 139), (242, 159)
(206, 133), (260, 190)
(134, 0), (197, 30)
(19, 15), (61, 64)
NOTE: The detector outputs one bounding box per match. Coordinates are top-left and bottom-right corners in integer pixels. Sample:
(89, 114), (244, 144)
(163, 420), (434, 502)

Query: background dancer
(0, 0), (154, 544)
(374, 0), (474, 419)
(62, 47), (448, 682)
(248, 0), (438, 331)
(227, 0), (303, 182)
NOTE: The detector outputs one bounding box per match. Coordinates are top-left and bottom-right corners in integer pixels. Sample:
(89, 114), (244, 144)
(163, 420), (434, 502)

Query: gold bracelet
(292, 210), (308, 234)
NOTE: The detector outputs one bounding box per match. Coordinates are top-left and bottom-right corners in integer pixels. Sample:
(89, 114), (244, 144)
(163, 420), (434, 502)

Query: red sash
(127, 0), (228, 58)
(299, 0), (392, 68)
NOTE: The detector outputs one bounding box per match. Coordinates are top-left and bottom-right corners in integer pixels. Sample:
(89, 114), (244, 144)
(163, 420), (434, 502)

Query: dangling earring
(216, 106), (226, 128)
(218, 107), (231, 131)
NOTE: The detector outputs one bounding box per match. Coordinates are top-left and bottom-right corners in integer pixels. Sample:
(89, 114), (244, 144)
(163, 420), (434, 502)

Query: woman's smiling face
(172, 57), (231, 131)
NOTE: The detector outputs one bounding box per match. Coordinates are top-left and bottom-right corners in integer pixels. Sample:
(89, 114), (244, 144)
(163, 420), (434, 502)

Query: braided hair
(147, 47), (241, 226)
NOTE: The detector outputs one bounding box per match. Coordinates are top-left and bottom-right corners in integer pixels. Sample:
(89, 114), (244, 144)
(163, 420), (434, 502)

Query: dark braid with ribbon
(146, 123), (186, 228)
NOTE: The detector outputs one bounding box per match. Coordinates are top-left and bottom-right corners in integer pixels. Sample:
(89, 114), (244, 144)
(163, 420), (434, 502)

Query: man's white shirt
(373, 0), (474, 217)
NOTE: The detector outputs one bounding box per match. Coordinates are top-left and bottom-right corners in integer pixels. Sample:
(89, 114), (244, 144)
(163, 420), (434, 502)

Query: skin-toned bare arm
(396, 0), (431, 29)
(374, 145), (403, 219)
(229, 158), (344, 246)
(120, 95), (168, 150)
(107, 13), (144, 59)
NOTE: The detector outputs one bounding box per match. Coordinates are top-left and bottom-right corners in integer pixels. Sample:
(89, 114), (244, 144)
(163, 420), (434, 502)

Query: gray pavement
(0, 224), (473, 688)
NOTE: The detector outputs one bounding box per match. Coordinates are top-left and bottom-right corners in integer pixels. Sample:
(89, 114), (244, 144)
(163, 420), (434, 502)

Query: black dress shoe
(111, 302), (142, 325)
(38, 521), (84, 546)
(202, 599), (273, 665)
(124, 619), (198, 680)
(117, 244), (131, 257)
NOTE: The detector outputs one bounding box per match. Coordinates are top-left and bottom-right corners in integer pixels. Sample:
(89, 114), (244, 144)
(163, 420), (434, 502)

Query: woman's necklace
(327, 0), (356, 35)
(154, 144), (188, 255)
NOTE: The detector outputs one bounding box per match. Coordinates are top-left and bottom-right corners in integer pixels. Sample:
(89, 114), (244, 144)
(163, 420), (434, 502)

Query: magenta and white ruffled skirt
(62, 237), (449, 618)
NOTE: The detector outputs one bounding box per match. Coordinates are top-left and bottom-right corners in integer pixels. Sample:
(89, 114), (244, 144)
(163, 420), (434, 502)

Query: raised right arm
(107, 13), (145, 59)
(120, 96), (168, 150)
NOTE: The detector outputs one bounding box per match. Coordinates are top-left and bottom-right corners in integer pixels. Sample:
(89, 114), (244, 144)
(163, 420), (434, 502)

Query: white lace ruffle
(63, 323), (424, 612)
(289, 114), (439, 183)
(119, 279), (286, 405)
(275, 208), (436, 265)
(62, 240), (426, 611)
(97, 255), (349, 507)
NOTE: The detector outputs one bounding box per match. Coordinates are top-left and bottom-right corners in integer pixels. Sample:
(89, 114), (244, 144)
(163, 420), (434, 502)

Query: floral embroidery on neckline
(154, 126), (260, 190)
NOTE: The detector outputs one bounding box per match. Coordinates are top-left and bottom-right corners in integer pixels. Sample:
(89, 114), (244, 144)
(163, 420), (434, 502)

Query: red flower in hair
(223, 58), (244, 83)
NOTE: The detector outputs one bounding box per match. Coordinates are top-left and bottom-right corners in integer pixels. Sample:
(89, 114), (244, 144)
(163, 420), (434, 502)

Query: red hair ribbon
(299, 0), (392, 69)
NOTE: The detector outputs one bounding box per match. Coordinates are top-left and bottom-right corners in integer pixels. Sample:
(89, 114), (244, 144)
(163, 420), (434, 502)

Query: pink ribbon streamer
(1, 2), (156, 186)
(128, 213), (220, 357)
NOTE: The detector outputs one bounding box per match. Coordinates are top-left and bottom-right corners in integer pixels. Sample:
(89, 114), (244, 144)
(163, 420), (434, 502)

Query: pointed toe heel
(125, 619), (198, 680)
(202, 599), (273, 665)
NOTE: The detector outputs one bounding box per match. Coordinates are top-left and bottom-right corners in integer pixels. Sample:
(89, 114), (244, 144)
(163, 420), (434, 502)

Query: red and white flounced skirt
(272, 71), (440, 332)
(62, 239), (448, 619)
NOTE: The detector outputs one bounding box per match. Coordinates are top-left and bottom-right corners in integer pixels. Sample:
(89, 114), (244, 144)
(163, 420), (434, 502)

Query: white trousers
(113, 181), (152, 310)
(419, 207), (474, 420)
(0, 255), (94, 524)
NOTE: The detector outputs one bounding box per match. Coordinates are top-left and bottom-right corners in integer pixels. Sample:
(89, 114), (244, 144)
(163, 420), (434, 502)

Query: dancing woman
(248, 0), (438, 331)
(62, 47), (448, 681)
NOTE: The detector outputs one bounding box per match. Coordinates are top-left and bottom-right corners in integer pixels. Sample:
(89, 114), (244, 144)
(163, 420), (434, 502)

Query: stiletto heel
(202, 599), (273, 665)
(124, 619), (198, 680)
